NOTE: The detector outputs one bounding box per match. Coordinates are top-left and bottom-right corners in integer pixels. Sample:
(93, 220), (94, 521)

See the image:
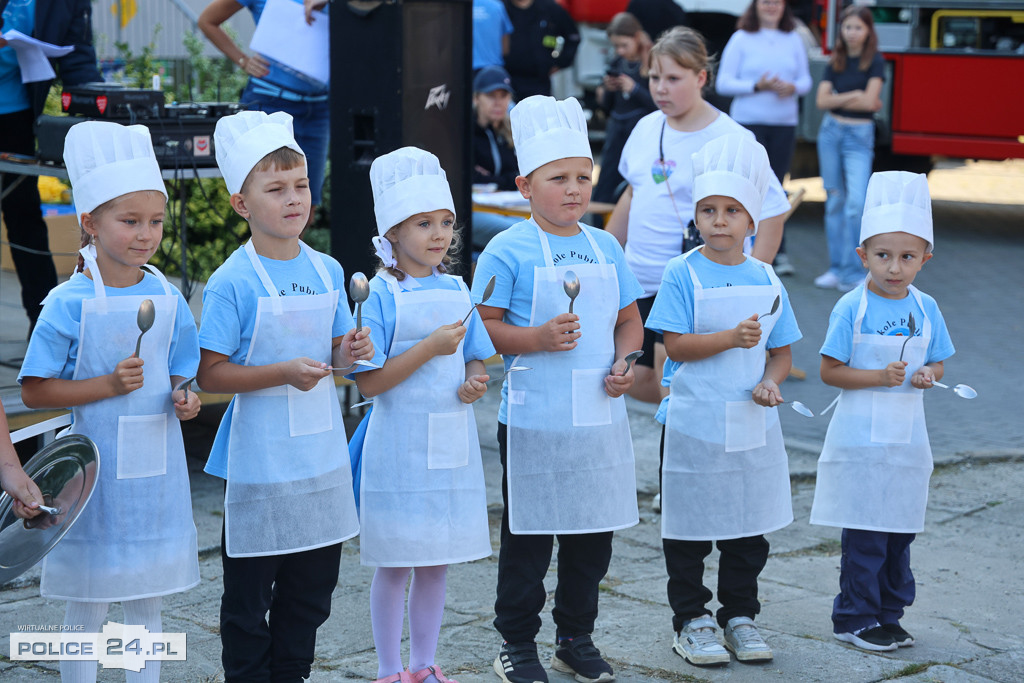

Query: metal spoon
(133, 299), (155, 357)
(931, 381), (978, 399)
(563, 271), (580, 315)
(899, 311), (916, 362)
(619, 350), (644, 376)
(463, 275), (496, 325)
(758, 295), (781, 320)
(790, 401), (814, 417)
(330, 360), (381, 373)
(349, 272), (370, 332)
(173, 376), (196, 399)
(487, 365), (531, 384)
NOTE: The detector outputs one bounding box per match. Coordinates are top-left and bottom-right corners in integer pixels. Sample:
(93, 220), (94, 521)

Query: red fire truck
(557, 0), (1024, 174)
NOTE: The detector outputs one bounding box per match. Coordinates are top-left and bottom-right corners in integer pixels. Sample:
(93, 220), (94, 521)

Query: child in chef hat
(812, 170), (955, 652)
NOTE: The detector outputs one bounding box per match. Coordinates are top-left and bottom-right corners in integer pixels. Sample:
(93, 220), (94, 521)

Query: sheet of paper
(249, 0), (329, 88)
(2, 29), (75, 83)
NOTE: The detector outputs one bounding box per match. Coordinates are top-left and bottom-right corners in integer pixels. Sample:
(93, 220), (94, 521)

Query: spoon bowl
(932, 381), (977, 399)
(133, 299), (156, 357)
(899, 311), (916, 362)
(463, 275), (496, 325)
(173, 376), (196, 399)
(620, 350), (644, 376)
(790, 401), (814, 417)
(758, 295), (781, 321)
(349, 272), (370, 332)
(563, 271), (580, 315)
(487, 365), (531, 384)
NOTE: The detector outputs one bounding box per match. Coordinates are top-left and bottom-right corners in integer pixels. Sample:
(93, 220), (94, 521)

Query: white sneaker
(652, 493), (661, 513)
(772, 253), (795, 276)
(672, 616), (730, 666)
(723, 616), (773, 662)
(814, 271), (840, 289)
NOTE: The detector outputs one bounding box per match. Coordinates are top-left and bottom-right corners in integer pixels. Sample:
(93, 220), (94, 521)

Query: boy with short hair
(811, 171), (954, 652)
(646, 134), (801, 666)
(197, 110), (372, 681)
(472, 95), (644, 683)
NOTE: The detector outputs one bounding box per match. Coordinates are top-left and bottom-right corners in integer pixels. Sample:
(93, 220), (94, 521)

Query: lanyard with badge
(653, 118), (704, 254)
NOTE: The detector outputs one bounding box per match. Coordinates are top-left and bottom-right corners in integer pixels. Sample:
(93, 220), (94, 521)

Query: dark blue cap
(473, 66), (514, 95)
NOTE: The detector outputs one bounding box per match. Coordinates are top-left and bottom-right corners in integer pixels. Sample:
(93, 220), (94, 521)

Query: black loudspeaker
(329, 0), (473, 288)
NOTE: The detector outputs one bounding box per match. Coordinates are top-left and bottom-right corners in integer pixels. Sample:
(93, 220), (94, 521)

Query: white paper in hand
(249, 0), (329, 88)
(2, 29), (75, 83)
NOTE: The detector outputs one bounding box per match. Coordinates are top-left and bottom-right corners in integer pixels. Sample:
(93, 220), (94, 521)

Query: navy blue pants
(832, 528), (916, 633)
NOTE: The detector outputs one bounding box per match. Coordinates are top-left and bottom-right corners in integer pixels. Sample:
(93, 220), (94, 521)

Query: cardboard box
(1, 204), (82, 276)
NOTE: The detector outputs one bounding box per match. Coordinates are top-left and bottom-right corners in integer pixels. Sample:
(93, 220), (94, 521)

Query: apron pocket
(870, 392), (916, 444)
(572, 368), (612, 427)
(116, 413), (167, 479)
(288, 377), (333, 437)
(427, 411), (470, 469)
(725, 401), (766, 453)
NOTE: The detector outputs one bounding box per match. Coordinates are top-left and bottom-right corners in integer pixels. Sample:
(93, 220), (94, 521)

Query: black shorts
(635, 295), (663, 369)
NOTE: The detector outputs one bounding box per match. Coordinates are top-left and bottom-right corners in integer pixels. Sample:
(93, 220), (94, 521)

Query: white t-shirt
(716, 28), (812, 126)
(618, 110), (791, 297)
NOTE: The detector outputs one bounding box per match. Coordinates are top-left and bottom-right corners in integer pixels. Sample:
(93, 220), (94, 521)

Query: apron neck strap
(853, 282), (931, 338)
(243, 240), (335, 314)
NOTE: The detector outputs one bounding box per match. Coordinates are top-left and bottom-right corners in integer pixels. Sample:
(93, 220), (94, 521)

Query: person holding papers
(200, 0), (330, 226)
(0, 0), (101, 335)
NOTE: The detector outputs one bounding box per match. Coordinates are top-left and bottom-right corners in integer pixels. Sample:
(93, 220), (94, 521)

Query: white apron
(810, 284), (933, 533)
(506, 224), (638, 535)
(359, 273), (491, 567)
(41, 246), (199, 602)
(662, 252), (793, 541)
(224, 240), (359, 557)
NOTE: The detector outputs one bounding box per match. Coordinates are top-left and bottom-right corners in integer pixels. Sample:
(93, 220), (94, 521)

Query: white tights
(60, 597), (162, 683)
(370, 565), (448, 678)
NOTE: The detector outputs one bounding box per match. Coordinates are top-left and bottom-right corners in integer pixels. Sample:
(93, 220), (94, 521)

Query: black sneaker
(494, 641), (548, 683)
(833, 625), (898, 652)
(881, 622), (915, 647)
(551, 635), (614, 683)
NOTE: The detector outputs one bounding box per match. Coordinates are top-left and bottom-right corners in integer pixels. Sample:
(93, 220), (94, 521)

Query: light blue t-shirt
(0, 0), (34, 114)
(19, 271), (200, 384)
(819, 284), (954, 365)
(200, 244), (355, 478)
(472, 0), (513, 70)
(645, 251), (803, 424)
(241, 0), (328, 94)
(356, 272), (495, 372)
(472, 219), (645, 423)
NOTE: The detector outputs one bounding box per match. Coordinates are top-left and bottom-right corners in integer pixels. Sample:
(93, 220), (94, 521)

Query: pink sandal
(373, 672), (413, 683)
(409, 665), (459, 683)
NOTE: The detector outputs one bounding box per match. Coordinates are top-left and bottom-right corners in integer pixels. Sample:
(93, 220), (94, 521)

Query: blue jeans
(241, 81), (330, 206)
(832, 529), (916, 633)
(817, 114), (874, 285)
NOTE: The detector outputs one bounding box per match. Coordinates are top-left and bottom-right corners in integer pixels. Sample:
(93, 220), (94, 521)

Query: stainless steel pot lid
(0, 434), (99, 585)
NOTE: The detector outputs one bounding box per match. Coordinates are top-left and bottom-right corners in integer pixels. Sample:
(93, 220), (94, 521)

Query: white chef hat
(214, 110), (305, 195)
(511, 95), (592, 177)
(63, 120), (167, 225)
(691, 133), (771, 234)
(860, 171), (934, 252)
(370, 147), (455, 237)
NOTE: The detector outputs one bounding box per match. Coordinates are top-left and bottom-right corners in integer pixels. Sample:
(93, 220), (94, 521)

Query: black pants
(0, 109), (59, 324)
(220, 525), (342, 683)
(745, 123), (797, 257)
(659, 426), (770, 631)
(494, 423), (614, 643)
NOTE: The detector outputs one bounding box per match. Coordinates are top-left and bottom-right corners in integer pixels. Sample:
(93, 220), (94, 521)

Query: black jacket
(1, 0), (102, 116)
(472, 119), (518, 191)
(503, 0), (579, 98)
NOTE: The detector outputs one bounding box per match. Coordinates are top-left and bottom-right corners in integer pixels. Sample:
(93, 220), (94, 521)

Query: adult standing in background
(502, 0), (579, 98)
(593, 12), (655, 204)
(625, 0), (687, 41)
(0, 0), (100, 335)
(474, 0), (514, 73)
(200, 0), (330, 227)
(716, 0), (811, 275)
(471, 66), (520, 251)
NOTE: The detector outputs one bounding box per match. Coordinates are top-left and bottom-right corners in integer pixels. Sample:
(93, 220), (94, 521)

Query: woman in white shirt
(716, 0), (810, 274)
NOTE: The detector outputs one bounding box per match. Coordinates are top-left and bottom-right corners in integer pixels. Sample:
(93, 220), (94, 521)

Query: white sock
(61, 601), (109, 683)
(371, 567), (412, 678)
(122, 597), (162, 683)
(407, 565), (448, 674)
